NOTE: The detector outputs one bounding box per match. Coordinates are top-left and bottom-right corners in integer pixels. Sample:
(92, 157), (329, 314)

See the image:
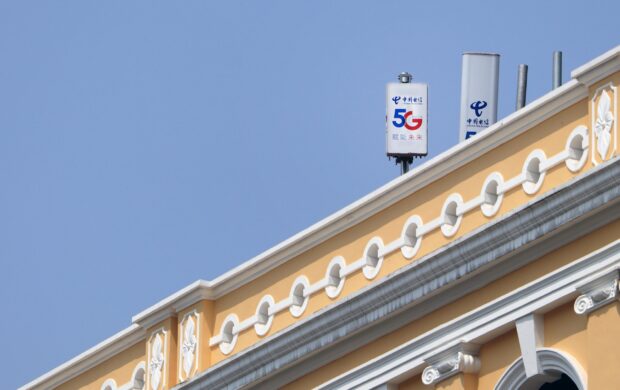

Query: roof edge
(20, 324), (145, 390)
(571, 44), (620, 86)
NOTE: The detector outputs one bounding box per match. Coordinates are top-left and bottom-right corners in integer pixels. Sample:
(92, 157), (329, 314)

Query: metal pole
(516, 64), (528, 110)
(398, 71), (413, 175)
(552, 51), (562, 90)
(401, 160), (409, 174)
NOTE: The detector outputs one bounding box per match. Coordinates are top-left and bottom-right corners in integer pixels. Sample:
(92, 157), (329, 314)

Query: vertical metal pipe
(401, 160), (409, 175)
(553, 51), (562, 90)
(516, 64), (528, 110)
(398, 72), (412, 175)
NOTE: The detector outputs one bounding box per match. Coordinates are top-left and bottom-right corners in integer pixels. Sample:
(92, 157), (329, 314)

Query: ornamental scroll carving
(148, 330), (166, 390)
(179, 311), (199, 381)
(574, 272), (619, 315)
(592, 84), (617, 165)
(421, 344), (480, 385)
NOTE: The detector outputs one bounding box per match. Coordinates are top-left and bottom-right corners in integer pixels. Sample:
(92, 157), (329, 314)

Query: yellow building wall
(586, 302), (620, 389)
(436, 374), (478, 390)
(283, 219), (620, 389)
(56, 340), (145, 390)
(477, 329), (521, 390)
(544, 302), (588, 371)
(50, 69), (620, 389)
(211, 95), (592, 364)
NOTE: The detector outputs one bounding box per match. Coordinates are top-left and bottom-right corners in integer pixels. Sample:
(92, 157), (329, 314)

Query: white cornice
(19, 324), (145, 390)
(178, 158), (620, 389)
(321, 241), (620, 390)
(571, 44), (620, 87)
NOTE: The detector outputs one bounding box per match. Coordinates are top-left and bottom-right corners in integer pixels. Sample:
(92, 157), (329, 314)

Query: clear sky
(2, 1), (618, 388)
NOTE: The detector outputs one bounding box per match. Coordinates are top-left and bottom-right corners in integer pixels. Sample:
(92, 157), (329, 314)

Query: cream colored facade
(21, 45), (620, 390)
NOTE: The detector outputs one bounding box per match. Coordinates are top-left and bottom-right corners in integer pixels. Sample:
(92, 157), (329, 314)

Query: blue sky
(1, 1), (618, 388)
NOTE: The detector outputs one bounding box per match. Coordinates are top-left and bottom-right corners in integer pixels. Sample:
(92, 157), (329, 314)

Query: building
(21, 45), (620, 390)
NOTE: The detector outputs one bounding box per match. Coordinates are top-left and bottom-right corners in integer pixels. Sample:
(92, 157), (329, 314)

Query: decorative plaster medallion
(149, 332), (165, 390)
(179, 311), (199, 381)
(592, 83), (617, 165)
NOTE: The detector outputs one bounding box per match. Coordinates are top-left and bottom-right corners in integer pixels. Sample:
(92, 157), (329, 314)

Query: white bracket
(421, 343), (480, 385)
(574, 271), (619, 315)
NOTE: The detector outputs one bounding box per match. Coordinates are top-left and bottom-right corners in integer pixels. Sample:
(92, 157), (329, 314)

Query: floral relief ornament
(149, 334), (165, 390)
(594, 90), (614, 160)
(182, 316), (198, 378)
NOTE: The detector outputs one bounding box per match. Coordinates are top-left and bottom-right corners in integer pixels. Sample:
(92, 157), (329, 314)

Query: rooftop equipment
(459, 52), (500, 141)
(386, 72), (428, 175)
(516, 64), (528, 110)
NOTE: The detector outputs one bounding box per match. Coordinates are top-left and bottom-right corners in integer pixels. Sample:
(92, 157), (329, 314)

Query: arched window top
(495, 348), (586, 390)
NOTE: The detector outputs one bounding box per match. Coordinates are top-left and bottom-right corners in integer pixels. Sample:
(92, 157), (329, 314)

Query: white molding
(340, 257), (365, 278)
(305, 278), (328, 297)
(573, 270), (619, 315)
(566, 126), (589, 172)
(481, 172), (504, 217)
(381, 239), (402, 257)
(171, 139), (595, 353)
(417, 216), (443, 236)
(254, 295), (275, 336)
(441, 193), (463, 237)
(236, 315), (258, 334)
(268, 297), (292, 316)
(522, 149), (547, 195)
(363, 237), (384, 280)
(318, 240), (620, 389)
(289, 276), (310, 317)
(178, 311), (199, 382)
(498, 172), (526, 193)
(325, 256), (346, 299)
(572, 44), (620, 86)
(515, 314), (544, 378)
(458, 195), (483, 216)
(178, 158), (620, 389)
(421, 343), (480, 385)
(217, 314), (239, 355)
(401, 215), (423, 260)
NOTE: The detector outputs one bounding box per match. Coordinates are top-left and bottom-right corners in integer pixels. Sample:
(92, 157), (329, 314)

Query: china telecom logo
(470, 100), (488, 117)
